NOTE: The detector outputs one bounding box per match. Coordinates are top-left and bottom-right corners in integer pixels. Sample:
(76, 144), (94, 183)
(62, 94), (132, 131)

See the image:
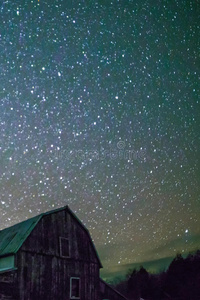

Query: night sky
(0, 0), (199, 280)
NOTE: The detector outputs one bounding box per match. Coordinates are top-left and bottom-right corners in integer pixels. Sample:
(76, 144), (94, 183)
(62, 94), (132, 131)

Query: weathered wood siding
(0, 270), (18, 299)
(15, 209), (100, 300)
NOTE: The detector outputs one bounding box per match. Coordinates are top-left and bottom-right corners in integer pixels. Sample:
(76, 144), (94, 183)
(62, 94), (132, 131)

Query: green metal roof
(0, 206), (103, 267)
(0, 215), (41, 257)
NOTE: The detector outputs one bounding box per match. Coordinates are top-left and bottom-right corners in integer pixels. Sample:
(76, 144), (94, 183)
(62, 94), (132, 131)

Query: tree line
(112, 250), (200, 300)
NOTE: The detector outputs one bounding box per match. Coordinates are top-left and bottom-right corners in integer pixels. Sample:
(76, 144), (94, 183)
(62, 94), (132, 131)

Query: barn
(0, 205), (127, 300)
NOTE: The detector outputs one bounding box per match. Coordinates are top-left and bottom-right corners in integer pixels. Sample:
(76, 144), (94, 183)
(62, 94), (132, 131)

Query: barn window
(59, 237), (70, 257)
(0, 255), (15, 271)
(70, 277), (80, 299)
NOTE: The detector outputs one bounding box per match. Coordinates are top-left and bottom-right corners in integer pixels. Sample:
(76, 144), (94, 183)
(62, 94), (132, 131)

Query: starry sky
(0, 0), (199, 280)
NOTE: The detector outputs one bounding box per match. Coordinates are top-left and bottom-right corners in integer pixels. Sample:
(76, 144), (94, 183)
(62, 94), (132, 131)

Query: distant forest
(111, 250), (200, 300)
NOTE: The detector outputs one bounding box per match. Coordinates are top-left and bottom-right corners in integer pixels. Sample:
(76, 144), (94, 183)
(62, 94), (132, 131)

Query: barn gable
(0, 206), (128, 300)
(0, 206), (102, 268)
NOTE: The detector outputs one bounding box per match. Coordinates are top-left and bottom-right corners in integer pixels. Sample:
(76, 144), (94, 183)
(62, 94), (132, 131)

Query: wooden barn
(0, 205), (127, 300)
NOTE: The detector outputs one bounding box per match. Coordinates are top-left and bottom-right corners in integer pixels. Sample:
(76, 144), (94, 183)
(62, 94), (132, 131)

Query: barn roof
(100, 278), (128, 300)
(0, 205), (102, 267)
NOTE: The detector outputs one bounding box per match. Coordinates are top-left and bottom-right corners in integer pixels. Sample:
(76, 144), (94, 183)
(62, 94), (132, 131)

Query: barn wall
(16, 251), (100, 300)
(0, 270), (18, 300)
(20, 210), (99, 264)
(16, 209), (100, 300)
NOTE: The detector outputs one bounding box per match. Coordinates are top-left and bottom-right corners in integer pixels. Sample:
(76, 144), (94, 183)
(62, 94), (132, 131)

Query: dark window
(70, 277), (80, 299)
(59, 237), (70, 257)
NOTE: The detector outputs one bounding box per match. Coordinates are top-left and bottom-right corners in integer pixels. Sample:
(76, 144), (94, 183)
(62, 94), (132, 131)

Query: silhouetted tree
(163, 253), (185, 297)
